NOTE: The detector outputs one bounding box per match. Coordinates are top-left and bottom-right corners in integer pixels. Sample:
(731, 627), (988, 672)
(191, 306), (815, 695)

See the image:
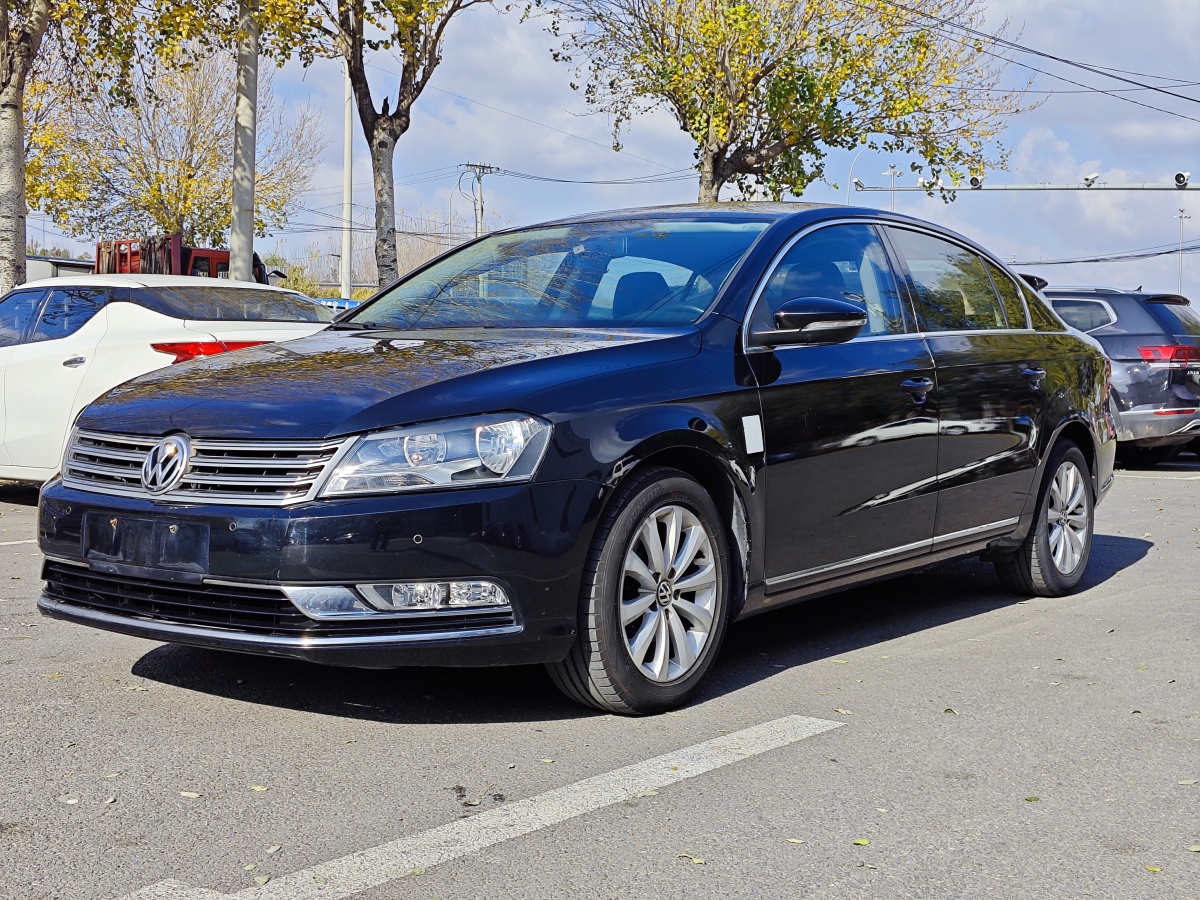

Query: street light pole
(883, 165), (901, 212)
(1175, 208), (1191, 295)
(339, 61), (353, 300)
(845, 147), (868, 205)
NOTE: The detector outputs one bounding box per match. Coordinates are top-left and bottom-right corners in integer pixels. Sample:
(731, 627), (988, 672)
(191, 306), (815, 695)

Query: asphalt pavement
(1, 460), (1197, 900)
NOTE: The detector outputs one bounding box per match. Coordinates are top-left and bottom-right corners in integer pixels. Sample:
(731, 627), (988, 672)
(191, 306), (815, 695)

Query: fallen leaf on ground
(58, 795), (78, 805)
(853, 838), (870, 846)
(253, 875), (270, 885)
(103, 796), (115, 804)
(875, 808), (888, 813)
(1146, 866), (1161, 873)
(856, 862), (878, 869)
(1136, 666), (1149, 671)
(1025, 796), (1040, 802)
(835, 708), (854, 716)
(103, 773), (120, 779)
(244, 864), (256, 871)
(507, 763), (516, 769)
(539, 758), (554, 764)
(832, 659), (849, 664)
(1188, 845), (1200, 852)
(1178, 779), (1198, 785)
(944, 708), (958, 715)
(411, 867), (426, 876)
(179, 791), (202, 799)
(637, 790), (658, 797)
(786, 838), (805, 844)
(676, 854), (705, 865)
(44, 673), (63, 678)
(249, 785), (268, 792)
(266, 845), (282, 854)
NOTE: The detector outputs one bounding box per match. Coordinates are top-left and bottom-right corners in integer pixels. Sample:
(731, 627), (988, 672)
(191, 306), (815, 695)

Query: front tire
(995, 442), (1094, 597)
(547, 466), (731, 715)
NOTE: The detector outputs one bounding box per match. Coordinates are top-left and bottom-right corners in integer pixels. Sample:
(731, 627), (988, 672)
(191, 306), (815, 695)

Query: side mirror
(749, 296), (867, 348)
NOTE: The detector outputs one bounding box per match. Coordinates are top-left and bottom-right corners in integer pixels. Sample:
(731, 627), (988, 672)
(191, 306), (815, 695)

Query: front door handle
(63, 356), (87, 368)
(1022, 366), (1047, 384)
(900, 377), (934, 403)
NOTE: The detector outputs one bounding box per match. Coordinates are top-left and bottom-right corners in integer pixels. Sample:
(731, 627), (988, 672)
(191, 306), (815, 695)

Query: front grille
(42, 561), (517, 638)
(62, 430), (351, 506)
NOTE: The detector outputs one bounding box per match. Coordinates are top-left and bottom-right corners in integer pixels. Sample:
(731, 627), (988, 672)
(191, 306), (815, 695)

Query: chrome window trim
(740, 217), (912, 354)
(1043, 296), (1118, 333)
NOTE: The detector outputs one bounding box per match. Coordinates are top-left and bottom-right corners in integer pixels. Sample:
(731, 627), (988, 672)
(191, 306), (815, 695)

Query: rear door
(0, 289), (48, 466)
(751, 222), (940, 587)
(3, 287), (108, 470)
(885, 226), (1046, 543)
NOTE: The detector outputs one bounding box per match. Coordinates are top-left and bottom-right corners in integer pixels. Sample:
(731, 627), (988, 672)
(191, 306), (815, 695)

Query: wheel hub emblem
(656, 581), (674, 607)
(141, 435), (192, 494)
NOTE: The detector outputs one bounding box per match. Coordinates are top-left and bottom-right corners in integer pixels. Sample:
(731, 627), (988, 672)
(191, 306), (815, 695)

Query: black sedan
(38, 204), (1116, 714)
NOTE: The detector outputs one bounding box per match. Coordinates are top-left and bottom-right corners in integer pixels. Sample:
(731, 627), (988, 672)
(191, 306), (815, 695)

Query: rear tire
(995, 442), (1094, 597)
(546, 466), (731, 715)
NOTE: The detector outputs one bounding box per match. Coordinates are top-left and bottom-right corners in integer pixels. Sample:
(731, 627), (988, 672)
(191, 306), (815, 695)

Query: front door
(885, 227), (1046, 542)
(749, 222), (940, 589)
(4, 287), (109, 470)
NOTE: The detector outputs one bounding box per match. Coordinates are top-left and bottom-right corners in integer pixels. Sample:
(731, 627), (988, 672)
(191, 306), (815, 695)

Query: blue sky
(33, 1), (1200, 296)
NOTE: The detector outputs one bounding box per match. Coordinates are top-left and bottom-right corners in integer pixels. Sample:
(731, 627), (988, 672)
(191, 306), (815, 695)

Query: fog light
(282, 586), (374, 620)
(358, 580), (509, 612)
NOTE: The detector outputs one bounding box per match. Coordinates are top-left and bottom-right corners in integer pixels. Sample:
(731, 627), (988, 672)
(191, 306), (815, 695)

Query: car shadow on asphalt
(0, 481), (40, 507)
(130, 535), (1152, 724)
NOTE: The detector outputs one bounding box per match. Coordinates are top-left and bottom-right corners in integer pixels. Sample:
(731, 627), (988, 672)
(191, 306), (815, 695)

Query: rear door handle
(1022, 366), (1047, 384)
(900, 377), (934, 402)
(63, 356), (87, 368)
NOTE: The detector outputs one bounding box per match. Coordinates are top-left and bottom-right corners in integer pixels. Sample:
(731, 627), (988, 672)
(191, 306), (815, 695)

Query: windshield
(133, 287), (334, 322)
(347, 217), (770, 328)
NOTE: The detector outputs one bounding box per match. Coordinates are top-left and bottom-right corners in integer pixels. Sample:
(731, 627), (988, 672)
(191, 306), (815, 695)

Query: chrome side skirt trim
(765, 516), (1021, 589)
(932, 517), (1020, 546)
(765, 536), (931, 588)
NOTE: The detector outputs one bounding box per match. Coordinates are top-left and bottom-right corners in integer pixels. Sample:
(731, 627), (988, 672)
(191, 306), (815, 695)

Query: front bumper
(37, 479), (603, 668)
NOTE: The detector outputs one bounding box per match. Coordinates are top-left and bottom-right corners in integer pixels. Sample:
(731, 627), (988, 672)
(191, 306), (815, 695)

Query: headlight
(319, 413), (552, 497)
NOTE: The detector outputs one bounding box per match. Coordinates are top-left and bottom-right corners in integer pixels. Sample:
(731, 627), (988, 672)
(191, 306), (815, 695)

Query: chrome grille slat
(62, 430), (353, 507)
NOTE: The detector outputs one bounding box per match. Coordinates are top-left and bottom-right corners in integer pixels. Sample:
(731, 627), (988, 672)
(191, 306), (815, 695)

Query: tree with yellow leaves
(27, 52), (326, 245)
(549, 0), (1034, 201)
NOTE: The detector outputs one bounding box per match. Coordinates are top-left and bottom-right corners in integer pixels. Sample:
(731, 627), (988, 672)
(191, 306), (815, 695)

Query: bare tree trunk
(369, 130), (399, 285)
(0, 78), (27, 291)
(229, 0), (259, 281)
(697, 142), (726, 203)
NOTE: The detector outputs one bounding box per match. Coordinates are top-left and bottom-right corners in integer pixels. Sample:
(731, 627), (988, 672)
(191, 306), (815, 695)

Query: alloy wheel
(1046, 460), (1089, 574)
(620, 504), (718, 682)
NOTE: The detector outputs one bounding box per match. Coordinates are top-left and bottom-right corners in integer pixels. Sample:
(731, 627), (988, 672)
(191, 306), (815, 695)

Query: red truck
(94, 235), (268, 283)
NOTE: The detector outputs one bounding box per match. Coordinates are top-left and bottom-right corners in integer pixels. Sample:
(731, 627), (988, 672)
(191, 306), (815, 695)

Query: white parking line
(121, 715), (843, 900)
(0, 539), (36, 546)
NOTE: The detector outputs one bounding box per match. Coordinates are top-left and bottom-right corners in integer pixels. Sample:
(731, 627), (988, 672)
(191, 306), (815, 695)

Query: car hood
(80, 326), (702, 439)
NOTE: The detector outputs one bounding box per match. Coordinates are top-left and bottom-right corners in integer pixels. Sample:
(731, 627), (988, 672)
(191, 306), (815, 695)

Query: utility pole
(339, 61), (353, 300)
(229, 0), (259, 283)
(462, 163), (499, 238)
(1175, 208), (1191, 295)
(883, 165), (901, 212)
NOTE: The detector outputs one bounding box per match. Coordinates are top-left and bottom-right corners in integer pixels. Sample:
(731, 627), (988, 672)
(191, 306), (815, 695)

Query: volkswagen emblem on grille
(141, 435), (192, 494)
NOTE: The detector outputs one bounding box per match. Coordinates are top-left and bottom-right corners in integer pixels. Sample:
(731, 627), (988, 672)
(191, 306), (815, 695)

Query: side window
(985, 260), (1029, 329)
(757, 223), (907, 337)
(0, 290), (46, 346)
(888, 228), (1006, 332)
(31, 288), (108, 342)
(1048, 298), (1115, 332)
(190, 257), (211, 278)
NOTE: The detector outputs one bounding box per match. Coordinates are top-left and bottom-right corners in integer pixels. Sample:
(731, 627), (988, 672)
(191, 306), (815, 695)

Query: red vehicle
(94, 235), (267, 283)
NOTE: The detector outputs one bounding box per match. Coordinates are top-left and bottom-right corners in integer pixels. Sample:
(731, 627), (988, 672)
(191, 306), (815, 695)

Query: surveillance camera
(1175, 171), (1191, 187)
(1082, 173), (1099, 187)
(969, 175), (985, 189)
(852, 177), (865, 190)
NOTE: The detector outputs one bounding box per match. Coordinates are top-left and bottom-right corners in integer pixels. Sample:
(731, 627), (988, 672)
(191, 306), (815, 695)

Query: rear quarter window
(132, 287), (334, 322)
(1047, 297), (1115, 332)
(1021, 285), (1067, 332)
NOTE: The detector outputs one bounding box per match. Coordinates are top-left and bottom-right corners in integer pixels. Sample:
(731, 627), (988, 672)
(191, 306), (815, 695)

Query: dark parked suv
(38, 204), (1115, 714)
(1042, 287), (1200, 465)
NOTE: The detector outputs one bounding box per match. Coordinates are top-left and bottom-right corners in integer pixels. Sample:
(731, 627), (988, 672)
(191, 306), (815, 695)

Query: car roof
(532, 201), (838, 227)
(19, 273), (308, 298)
(1042, 286), (1191, 304)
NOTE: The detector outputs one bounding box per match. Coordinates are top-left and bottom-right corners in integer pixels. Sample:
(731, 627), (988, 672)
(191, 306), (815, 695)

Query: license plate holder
(83, 513), (210, 581)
